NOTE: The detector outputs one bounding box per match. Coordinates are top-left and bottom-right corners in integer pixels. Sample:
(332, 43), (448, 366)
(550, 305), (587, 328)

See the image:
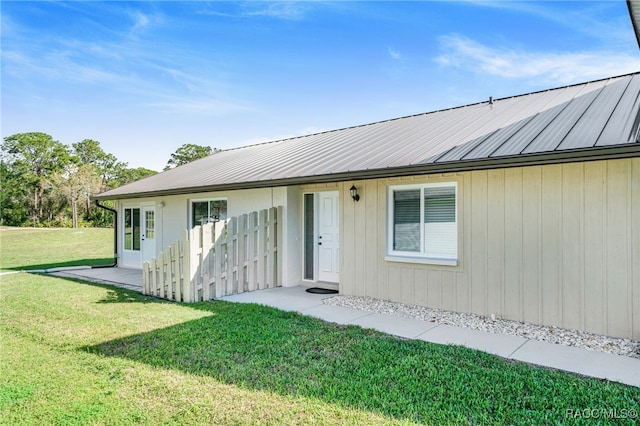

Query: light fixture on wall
(350, 185), (360, 202)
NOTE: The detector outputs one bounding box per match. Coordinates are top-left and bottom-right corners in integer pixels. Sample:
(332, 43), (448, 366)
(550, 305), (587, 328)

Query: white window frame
(190, 198), (228, 228)
(386, 182), (458, 266)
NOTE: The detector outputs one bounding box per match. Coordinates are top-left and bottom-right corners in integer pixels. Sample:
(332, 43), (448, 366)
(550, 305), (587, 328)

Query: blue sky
(2, 1), (639, 171)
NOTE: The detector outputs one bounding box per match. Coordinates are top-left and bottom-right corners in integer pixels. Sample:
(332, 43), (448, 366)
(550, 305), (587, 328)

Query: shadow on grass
(4, 258), (115, 271)
(95, 287), (154, 304)
(57, 277), (160, 305)
(82, 300), (638, 424)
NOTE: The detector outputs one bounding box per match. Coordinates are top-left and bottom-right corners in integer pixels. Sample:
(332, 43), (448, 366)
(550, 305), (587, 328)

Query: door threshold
(301, 281), (339, 291)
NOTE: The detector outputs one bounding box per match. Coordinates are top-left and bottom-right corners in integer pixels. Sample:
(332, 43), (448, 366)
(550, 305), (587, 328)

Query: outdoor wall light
(350, 185), (360, 202)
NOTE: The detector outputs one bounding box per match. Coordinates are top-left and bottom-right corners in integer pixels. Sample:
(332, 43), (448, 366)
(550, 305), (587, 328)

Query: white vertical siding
(540, 165), (562, 327)
(341, 158), (640, 340)
(470, 171), (488, 316)
(633, 158), (640, 343)
(605, 161), (632, 337)
(486, 169), (504, 319)
(521, 166), (542, 325)
(561, 163), (583, 331)
(583, 160), (606, 335)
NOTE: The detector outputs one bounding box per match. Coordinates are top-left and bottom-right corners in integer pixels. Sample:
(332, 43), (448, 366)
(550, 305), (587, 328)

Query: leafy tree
(1, 133), (71, 226)
(114, 167), (158, 187)
(71, 139), (127, 221)
(72, 139), (125, 189)
(164, 143), (215, 170)
(0, 161), (30, 226)
(1, 133), (161, 228)
(51, 164), (102, 228)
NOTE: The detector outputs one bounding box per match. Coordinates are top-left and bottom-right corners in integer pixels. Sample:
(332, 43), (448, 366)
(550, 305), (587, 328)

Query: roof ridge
(218, 71), (640, 154)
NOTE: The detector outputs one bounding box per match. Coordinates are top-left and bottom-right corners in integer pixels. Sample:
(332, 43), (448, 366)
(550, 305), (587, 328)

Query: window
(191, 199), (227, 227)
(387, 183), (457, 265)
(145, 210), (155, 239)
(303, 193), (315, 280)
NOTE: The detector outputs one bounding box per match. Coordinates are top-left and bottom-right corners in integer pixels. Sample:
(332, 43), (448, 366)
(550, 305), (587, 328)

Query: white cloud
(388, 47), (401, 61)
(436, 34), (640, 86)
(459, 0), (632, 44)
(1, 16), (248, 118)
(244, 2), (308, 20)
(127, 9), (165, 36)
(2, 46), (133, 86)
(198, 2), (311, 20)
(130, 11), (150, 32)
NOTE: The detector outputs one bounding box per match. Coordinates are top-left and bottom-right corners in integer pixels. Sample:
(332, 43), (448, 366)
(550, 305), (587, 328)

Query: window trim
(386, 182), (458, 266)
(190, 198), (228, 228)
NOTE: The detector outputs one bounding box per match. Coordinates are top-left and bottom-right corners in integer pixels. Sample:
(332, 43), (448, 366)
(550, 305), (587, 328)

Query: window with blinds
(388, 183), (457, 264)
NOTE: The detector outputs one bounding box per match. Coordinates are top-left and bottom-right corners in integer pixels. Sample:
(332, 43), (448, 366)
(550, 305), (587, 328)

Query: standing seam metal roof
(96, 72), (640, 200)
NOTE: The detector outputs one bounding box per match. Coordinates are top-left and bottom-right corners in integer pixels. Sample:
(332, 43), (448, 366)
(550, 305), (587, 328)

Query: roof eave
(93, 144), (640, 201)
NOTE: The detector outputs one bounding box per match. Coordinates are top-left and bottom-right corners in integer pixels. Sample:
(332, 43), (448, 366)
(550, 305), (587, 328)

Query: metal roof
(97, 72), (640, 200)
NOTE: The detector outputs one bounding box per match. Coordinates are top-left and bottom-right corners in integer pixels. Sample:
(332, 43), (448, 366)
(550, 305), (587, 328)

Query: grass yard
(2, 275), (639, 425)
(0, 227), (114, 271)
(1, 228), (639, 424)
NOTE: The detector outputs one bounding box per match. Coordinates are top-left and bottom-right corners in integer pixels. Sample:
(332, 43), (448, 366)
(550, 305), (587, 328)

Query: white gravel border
(323, 295), (640, 359)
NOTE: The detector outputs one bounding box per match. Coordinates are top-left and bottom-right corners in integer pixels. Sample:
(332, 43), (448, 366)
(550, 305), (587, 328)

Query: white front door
(318, 191), (339, 283)
(121, 205), (156, 268)
(141, 206), (156, 264)
(122, 206), (141, 268)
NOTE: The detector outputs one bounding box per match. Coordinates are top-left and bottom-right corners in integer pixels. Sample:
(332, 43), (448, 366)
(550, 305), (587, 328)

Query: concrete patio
(49, 267), (639, 388)
(50, 266), (143, 292)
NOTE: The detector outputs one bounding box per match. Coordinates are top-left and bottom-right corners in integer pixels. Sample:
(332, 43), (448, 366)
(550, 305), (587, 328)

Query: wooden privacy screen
(143, 206), (283, 302)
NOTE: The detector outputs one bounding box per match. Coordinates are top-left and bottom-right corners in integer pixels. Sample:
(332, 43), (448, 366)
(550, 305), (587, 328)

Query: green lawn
(1, 229), (639, 424)
(0, 227), (114, 271)
(2, 276), (640, 425)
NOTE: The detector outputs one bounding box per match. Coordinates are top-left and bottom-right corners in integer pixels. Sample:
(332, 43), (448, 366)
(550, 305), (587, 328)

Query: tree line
(1, 132), (214, 228)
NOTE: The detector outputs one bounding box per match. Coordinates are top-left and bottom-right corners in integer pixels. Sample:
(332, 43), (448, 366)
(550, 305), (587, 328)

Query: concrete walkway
(47, 268), (639, 388)
(221, 286), (640, 388)
(49, 266), (143, 292)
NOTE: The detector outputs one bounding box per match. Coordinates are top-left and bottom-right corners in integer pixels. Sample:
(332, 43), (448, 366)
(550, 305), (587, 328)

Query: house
(96, 71), (640, 340)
